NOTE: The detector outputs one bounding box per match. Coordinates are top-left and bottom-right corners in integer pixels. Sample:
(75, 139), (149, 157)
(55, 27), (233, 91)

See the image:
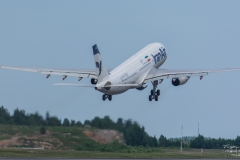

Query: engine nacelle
(172, 77), (189, 86)
(91, 78), (98, 84)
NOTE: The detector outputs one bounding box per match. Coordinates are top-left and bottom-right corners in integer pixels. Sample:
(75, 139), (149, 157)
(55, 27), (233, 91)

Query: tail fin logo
(96, 61), (102, 76)
(93, 45), (100, 55)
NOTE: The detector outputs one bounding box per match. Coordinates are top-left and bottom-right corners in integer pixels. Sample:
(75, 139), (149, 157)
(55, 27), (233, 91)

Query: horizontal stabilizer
(54, 83), (139, 88)
(54, 83), (96, 87)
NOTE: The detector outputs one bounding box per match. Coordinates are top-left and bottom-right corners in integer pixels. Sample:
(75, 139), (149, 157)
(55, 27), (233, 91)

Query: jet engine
(91, 78), (98, 84)
(172, 77), (189, 86)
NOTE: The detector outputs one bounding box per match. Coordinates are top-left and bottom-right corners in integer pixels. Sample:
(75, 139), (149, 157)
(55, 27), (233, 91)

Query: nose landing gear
(149, 80), (160, 101)
(102, 94), (112, 101)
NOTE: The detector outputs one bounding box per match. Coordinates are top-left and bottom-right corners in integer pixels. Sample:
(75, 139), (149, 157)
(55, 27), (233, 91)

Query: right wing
(0, 65), (98, 79)
(143, 67), (240, 83)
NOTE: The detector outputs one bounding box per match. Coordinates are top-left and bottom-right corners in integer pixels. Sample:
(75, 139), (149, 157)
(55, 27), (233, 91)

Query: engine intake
(172, 77), (189, 86)
(91, 78), (98, 84)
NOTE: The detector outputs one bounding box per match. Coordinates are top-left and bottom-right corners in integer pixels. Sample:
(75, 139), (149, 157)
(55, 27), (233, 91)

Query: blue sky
(0, 0), (240, 139)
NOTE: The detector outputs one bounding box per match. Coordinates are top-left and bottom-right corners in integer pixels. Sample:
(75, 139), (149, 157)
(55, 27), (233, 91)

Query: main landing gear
(102, 94), (112, 101)
(149, 80), (160, 101)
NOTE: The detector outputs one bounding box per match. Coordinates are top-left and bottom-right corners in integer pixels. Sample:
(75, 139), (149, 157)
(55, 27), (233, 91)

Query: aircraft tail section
(92, 44), (109, 82)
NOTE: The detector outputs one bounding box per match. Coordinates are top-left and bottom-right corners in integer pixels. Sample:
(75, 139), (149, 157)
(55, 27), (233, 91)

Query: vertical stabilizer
(92, 44), (109, 82)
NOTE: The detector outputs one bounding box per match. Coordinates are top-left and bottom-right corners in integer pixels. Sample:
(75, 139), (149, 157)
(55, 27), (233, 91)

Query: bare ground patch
(83, 129), (124, 144)
(0, 136), (19, 147)
(0, 130), (62, 149)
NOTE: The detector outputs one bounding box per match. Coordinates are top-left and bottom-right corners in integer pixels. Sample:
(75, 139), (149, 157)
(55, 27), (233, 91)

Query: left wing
(0, 65), (98, 79)
(144, 68), (240, 83)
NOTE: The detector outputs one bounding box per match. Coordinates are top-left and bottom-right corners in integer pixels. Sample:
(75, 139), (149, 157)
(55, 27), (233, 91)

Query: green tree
(116, 118), (123, 126)
(71, 120), (76, 127)
(235, 136), (240, 146)
(84, 120), (91, 126)
(45, 112), (61, 126)
(45, 111), (50, 125)
(91, 117), (102, 128)
(13, 108), (28, 125)
(125, 119), (132, 129)
(102, 116), (115, 129)
(190, 134), (205, 148)
(62, 118), (70, 127)
(76, 121), (83, 127)
(47, 116), (61, 126)
(153, 135), (158, 147)
(159, 134), (167, 147)
(0, 106), (12, 124)
(28, 112), (45, 126)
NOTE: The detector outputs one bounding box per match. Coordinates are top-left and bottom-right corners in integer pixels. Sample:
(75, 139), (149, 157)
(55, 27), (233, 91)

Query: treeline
(0, 106), (81, 126)
(0, 106), (180, 147)
(84, 116), (182, 147)
(1, 106), (240, 149)
(190, 134), (240, 149)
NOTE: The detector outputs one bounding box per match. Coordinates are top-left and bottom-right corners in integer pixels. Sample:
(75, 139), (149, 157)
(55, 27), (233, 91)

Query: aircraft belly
(97, 86), (130, 95)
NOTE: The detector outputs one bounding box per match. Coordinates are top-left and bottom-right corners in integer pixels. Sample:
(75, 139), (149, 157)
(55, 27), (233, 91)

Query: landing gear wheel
(149, 95), (152, 101)
(108, 95), (112, 101)
(151, 90), (154, 95)
(149, 80), (161, 102)
(102, 94), (106, 101)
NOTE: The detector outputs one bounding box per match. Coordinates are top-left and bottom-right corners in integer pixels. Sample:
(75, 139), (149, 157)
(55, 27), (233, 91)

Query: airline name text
(151, 48), (166, 64)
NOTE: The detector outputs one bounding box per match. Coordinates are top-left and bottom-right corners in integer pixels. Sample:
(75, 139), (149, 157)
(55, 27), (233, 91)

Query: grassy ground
(0, 148), (239, 158)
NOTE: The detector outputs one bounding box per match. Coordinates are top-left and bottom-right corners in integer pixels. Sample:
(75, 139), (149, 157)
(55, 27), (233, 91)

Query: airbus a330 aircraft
(1, 42), (240, 101)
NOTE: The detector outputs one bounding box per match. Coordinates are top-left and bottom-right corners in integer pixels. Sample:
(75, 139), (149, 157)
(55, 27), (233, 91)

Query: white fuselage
(96, 43), (167, 95)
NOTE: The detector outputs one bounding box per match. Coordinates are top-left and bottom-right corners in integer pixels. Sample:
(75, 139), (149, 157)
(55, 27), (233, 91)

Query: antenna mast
(198, 121), (200, 135)
(180, 125), (183, 155)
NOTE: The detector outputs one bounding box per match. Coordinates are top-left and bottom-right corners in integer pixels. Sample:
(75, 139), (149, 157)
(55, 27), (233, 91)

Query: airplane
(1, 42), (240, 101)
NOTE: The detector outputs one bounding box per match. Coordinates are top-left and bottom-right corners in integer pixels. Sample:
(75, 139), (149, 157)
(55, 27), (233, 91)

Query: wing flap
(40, 71), (95, 78)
